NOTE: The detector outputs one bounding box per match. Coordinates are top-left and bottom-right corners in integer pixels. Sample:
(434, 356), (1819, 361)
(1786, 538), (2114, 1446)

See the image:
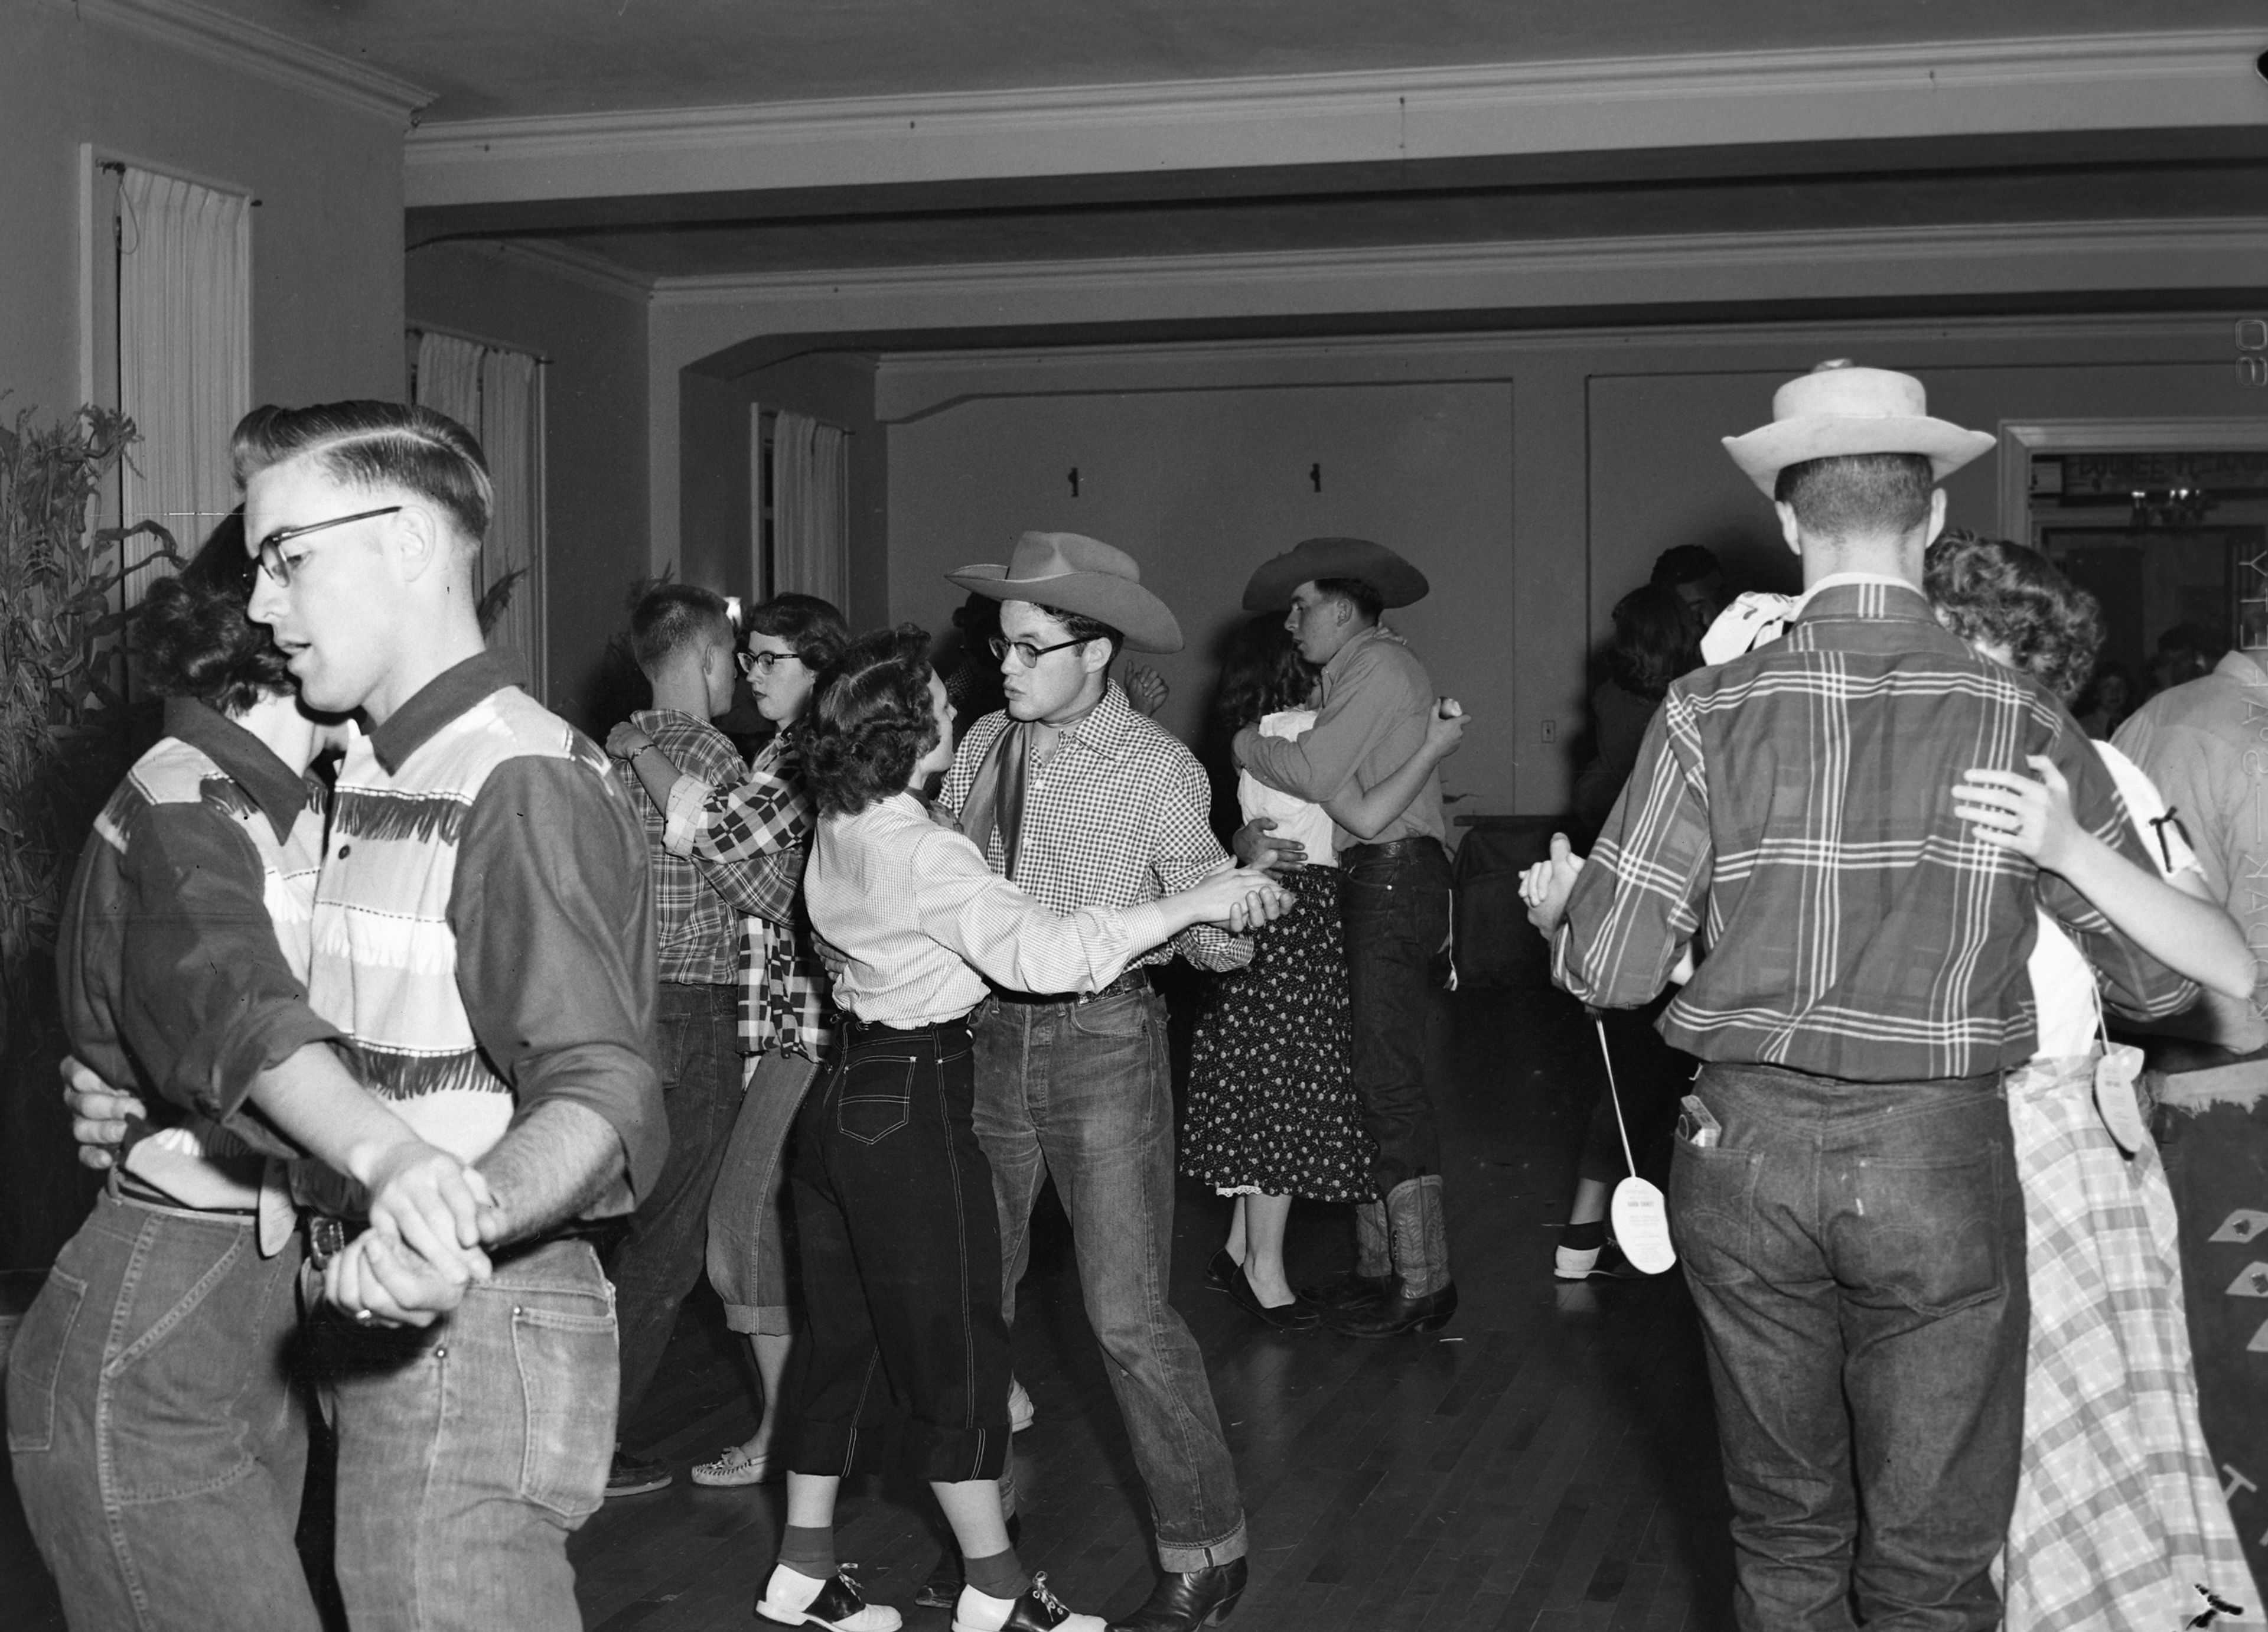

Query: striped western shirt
(1555, 580), (2197, 1082)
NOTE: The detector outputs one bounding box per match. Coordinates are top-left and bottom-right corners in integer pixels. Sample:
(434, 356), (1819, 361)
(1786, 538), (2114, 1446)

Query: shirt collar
(162, 696), (309, 843)
(1791, 575), (1936, 626)
(1047, 680), (1137, 763)
(2218, 650), (2268, 687)
(367, 651), (518, 774)
(1322, 623), (1392, 683)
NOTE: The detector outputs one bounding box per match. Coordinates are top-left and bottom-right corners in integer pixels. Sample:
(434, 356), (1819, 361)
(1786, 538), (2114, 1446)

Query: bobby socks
(778, 1523), (835, 1581)
(964, 1546), (1031, 1602)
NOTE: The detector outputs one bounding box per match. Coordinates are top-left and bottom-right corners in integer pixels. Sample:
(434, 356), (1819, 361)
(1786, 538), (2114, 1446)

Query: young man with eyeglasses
(242, 400), (664, 1631)
(937, 532), (1275, 1632)
(607, 592), (848, 1493)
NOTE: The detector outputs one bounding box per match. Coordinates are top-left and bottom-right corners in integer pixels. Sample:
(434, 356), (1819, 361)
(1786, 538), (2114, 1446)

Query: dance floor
(1, 959), (1736, 1631)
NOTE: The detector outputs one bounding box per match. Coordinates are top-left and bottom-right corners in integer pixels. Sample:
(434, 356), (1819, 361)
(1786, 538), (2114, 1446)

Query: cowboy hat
(946, 532), (1183, 653)
(1241, 537), (1429, 613)
(1722, 360), (1996, 498)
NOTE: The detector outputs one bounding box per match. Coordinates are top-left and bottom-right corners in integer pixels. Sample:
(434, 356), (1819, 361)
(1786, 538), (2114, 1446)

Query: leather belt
(1340, 835), (1446, 866)
(990, 966), (1153, 1006)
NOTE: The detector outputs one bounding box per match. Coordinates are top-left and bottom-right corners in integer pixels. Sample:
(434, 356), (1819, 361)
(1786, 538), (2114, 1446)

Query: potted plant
(0, 405), (177, 1286)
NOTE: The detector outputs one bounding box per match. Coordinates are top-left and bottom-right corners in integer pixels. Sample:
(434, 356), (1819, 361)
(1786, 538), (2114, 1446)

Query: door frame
(1996, 416), (2268, 546)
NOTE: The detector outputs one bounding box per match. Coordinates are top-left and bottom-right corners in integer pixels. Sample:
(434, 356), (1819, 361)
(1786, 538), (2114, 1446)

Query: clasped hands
(60, 1058), (500, 1330)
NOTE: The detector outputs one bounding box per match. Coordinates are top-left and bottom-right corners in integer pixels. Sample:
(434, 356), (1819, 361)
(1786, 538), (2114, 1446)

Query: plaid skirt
(2000, 1053), (2254, 1631)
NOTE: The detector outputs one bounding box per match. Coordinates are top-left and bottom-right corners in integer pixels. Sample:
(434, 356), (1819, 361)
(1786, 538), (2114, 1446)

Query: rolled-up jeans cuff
(1157, 1519), (1247, 1574)
(723, 1302), (794, 1337)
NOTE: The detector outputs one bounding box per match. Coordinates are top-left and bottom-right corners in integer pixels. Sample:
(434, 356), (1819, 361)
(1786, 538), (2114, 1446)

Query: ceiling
(197, 0), (2263, 122)
(194, 0), (2268, 295)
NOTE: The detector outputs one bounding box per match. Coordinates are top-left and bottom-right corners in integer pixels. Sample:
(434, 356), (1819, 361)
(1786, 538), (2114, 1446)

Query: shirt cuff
(662, 774), (708, 855)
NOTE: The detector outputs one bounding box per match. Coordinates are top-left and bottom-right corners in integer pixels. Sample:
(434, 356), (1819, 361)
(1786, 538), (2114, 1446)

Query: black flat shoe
(1106, 1558), (1247, 1632)
(1204, 1247), (1239, 1292)
(1226, 1267), (1318, 1332)
(1324, 1280), (1458, 1338)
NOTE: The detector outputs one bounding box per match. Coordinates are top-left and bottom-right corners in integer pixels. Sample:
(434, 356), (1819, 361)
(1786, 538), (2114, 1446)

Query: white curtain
(414, 332), (547, 698)
(768, 409), (849, 610)
(118, 168), (250, 601)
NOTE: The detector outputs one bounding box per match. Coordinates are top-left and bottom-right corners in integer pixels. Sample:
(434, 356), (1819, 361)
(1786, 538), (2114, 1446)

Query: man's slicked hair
(232, 401), (492, 544)
(631, 584), (733, 672)
(1772, 452), (1935, 540)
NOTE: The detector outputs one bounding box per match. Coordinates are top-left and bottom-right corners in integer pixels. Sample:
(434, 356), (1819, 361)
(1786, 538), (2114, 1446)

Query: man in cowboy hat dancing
(1526, 363), (2196, 1630)
(938, 532), (1276, 1632)
(1231, 539), (1458, 1337)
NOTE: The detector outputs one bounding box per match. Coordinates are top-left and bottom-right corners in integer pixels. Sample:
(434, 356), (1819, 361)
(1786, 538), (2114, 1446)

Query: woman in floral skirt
(1182, 617), (1465, 1330)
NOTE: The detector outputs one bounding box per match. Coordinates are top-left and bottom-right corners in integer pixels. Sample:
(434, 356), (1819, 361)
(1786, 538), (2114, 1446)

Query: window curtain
(768, 409), (849, 611)
(413, 332), (547, 698)
(118, 168), (251, 601)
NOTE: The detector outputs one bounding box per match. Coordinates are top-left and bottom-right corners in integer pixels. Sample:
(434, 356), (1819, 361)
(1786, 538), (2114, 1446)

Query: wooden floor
(2, 971), (1736, 1631)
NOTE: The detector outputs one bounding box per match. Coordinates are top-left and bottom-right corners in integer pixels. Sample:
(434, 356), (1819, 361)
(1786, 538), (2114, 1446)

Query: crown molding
(648, 217), (2268, 314)
(49, 0), (431, 122)
(481, 239), (656, 304)
(406, 30), (2266, 207)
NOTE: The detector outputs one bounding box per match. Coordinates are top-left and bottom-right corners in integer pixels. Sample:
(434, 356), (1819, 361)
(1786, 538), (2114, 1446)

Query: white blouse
(1235, 709), (1338, 868)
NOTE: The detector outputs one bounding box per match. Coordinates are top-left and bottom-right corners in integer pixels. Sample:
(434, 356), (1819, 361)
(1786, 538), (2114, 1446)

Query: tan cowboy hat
(1722, 360), (1996, 497)
(946, 532), (1183, 653)
(1241, 537), (1429, 612)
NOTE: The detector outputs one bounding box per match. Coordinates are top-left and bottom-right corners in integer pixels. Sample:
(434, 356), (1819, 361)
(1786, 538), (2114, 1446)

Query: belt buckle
(307, 1214), (347, 1270)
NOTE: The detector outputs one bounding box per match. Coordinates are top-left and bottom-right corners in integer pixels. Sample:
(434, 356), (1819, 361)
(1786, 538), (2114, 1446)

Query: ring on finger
(352, 1306), (376, 1325)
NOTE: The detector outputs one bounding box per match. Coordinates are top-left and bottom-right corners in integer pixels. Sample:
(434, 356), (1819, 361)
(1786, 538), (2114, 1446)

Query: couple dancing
(1526, 362), (2254, 1630)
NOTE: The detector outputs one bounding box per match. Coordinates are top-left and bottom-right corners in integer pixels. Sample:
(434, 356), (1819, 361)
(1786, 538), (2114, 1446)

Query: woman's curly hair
(1214, 615), (1317, 731)
(138, 516), (295, 715)
(802, 624), (942, 817)
(1924, 531), (2104, 705)
(1605, 583), (1697, 702)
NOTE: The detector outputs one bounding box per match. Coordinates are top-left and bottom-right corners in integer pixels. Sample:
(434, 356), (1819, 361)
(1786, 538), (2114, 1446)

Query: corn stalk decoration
(0, 406), (180, 1030)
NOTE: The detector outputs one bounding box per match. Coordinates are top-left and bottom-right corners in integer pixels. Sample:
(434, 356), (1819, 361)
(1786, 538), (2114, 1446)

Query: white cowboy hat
(946, 532), (1183, 653)
(1722, 360), (1996, 498)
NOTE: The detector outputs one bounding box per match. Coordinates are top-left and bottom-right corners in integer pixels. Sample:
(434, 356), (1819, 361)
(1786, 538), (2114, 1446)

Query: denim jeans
(973, 987), (1247, 1572)
(708, 1048), (823, 1336)
(7, 1189), (318, 1632)
(314, 1239), (617, 1632)
(1340, 839), (1454, 1195)
(608, 981), (742, 1426)
(1673, 1063), (2027, 1632)
(781, 1017), (1013, 1483)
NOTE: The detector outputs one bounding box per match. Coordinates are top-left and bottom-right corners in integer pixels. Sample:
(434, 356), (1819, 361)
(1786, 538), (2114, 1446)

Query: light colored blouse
(2028, 741), (2198, 1057)
(807, 791), (1177, 1026)
(1235, 709), (1338, 868)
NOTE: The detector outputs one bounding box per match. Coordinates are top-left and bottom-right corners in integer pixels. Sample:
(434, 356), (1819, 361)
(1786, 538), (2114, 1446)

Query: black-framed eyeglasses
(253, 506), (402, 587)
(989, 634), (1088, 669)
(737, 650), (804, 676)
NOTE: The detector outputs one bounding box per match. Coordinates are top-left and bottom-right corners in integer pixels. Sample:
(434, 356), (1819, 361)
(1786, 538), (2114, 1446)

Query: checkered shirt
(666, 730), (833, 1060)
(938, 682), (1249, 973)
(624, 710), (747, 986)
(1556, 581), (2197, 1082)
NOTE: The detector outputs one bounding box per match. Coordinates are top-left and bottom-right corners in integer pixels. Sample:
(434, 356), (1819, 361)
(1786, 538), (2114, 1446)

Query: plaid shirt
(1556, 580), (2197, 1082)
(664, 730), (833, 1060)
(939, 682), (1250, 973)
(625, 709), (748, 986)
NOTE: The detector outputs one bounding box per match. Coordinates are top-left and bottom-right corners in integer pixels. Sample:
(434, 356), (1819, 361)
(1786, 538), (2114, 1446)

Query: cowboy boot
(1299, 1198), (1392, 1312)
(1326, 1176), (1456, 1337)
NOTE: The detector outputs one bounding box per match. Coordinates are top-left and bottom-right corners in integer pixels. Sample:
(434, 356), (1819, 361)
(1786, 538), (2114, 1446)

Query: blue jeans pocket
(511, 1299), (617, 1520)
(1847, 1154), (2004, 1315)
(1669, 1140), (1760, 1287)
(836, 1054), (915, 1146)
(1068, 993), (1149, 1040)
(5, 1269), (87, 1454)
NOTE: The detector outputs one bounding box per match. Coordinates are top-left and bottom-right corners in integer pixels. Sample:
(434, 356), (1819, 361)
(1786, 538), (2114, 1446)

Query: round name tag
(2094, 1043), (2149, 1157)
(1611, 1177), (1677, 1275)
